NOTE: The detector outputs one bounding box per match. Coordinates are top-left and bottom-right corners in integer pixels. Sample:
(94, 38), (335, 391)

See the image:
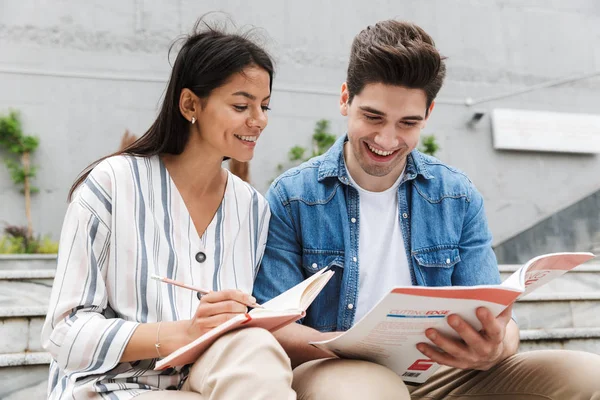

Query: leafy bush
(0, 225), (59, 254)
(0, 111), (39, 239)
(419, 134), (440, 157)
(277, 119), (337, 174)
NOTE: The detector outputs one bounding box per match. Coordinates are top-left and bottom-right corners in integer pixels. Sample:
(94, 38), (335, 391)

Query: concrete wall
(495, 188), (600, 263)
(1, 0), (599, 249)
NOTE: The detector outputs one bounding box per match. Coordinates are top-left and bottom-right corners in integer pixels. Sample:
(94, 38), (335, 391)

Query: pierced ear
(179, 89), (198, 123)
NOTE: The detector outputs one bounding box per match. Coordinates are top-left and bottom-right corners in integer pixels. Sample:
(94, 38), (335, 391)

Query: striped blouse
(41, 155), (271, 399)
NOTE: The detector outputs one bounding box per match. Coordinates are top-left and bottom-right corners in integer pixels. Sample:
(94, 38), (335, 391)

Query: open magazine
(155, 267), (334, 370)
(310, 252), (596, 383)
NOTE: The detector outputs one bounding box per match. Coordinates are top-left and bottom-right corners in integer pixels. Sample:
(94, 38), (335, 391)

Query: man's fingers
(496, 305), (514, 325)
(446, 314), (489, 352)
(476, 307), (506, 344)
(424, 328), (468, 359)
(416, 343), (464, 369)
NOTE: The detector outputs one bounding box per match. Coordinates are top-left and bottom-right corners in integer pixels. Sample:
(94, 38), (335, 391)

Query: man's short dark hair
(347, 20), (446, 111)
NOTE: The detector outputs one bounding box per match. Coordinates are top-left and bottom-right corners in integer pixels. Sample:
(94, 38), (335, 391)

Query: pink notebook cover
(155, 310), (305, 370)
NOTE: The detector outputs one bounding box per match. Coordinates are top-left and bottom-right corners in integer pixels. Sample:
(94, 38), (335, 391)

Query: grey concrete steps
(0, 255), (56, 271)
(0, 256), (55, 399)
(0, 315), (45, 355)
(0, 269), (56, 280)
(520, 328), (600, 353)
(0, 352), (51, 399)
(521, 327), (600, 341)
(0, 364), (48, 400)
(499, 264), (600, 273)
(0, 352), (51, 368)
(0, 279), (52, 311)
(500, 263), (600, 330)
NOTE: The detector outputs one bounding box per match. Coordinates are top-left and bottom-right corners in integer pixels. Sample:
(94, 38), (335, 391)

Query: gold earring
(191, 117), (196, 124)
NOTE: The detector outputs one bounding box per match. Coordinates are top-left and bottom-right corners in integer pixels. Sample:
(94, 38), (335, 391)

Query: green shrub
(419, 134), (440, 157)
(0, 225), (59, 254)
(277, 119), (337, 175)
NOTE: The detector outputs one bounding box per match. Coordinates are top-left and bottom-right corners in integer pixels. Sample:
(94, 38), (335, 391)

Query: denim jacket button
(311, 263), (318, 269)
(347, 303), (354, 310)
(446, 258), (451, 264)
(352, 257), (357, 262)
(351, 217), (356, 223)
(402, 213), (409, 219)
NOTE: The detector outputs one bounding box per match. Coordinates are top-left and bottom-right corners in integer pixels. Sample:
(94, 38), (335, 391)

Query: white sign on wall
(491, 108), (600, 154)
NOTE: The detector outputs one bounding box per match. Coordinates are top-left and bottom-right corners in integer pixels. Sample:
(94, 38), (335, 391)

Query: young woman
(41, 20), (295, 400)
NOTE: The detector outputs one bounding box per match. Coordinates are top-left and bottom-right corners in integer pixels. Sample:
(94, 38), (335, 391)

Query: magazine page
(310, 286), (520, 383)
(501, 252), (595, 296)
(516, 252), (595, 298)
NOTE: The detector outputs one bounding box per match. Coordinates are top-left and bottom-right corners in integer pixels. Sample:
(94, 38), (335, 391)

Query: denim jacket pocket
(302, 250), (345, 275)
(301, 250), (344, 331)
(413, 247), (461, 269)
(412, 247), (460, 286)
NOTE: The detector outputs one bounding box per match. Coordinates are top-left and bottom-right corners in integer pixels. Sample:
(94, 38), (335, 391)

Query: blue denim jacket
(254, 135), (500, 332)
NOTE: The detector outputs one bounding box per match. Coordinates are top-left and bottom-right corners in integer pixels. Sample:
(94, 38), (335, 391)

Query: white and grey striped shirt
(41, 155), (270, 399)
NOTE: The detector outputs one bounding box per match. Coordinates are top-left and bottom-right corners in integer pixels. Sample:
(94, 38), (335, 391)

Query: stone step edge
(0, 255), (57, 261)
(518, 293), (600, 302)
(0, 269), (55, 279)
(2, 328), (600, 368)
(0, 352), (51, 367)
(499, 264), (600, 273)
(520, 327), (600, 341)
(0, 306), (48, 318)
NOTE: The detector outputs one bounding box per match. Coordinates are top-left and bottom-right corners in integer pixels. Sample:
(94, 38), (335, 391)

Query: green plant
(36, 236), (60, 254)
(277, 119), (337, 174)
(419, 134), (440, 157)
(0, 225), (59, 254)
(0, 111), (39, 239)
(0, 235), (25, 254)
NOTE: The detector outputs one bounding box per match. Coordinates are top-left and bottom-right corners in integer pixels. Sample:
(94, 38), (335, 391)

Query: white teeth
(235, 135), (258, 142)
(367, 143), (394, 156)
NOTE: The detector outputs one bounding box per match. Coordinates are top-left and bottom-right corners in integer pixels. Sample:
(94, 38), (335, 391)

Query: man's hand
(416, 305), (518, 371)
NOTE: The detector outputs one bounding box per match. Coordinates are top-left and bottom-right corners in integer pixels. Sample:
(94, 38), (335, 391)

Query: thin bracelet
(155, 321), (163, 358)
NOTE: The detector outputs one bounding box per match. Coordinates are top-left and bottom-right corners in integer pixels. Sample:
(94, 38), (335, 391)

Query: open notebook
(155, 267), (334, 370)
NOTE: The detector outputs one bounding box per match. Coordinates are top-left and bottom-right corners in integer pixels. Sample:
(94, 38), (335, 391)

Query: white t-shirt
(346, 168), (413, 323)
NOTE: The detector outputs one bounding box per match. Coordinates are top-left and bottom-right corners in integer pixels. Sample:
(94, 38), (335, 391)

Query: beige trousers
(292, 350), (600, 400)
(136, 327), (295, 400)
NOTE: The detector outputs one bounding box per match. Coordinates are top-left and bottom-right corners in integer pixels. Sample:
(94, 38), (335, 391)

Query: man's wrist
(495, 322), (519, 366)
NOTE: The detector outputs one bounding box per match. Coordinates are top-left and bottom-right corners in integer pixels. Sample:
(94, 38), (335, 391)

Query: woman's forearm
(121, 320), (190, 362)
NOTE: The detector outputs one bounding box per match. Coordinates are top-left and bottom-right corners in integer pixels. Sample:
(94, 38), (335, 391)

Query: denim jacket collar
(317, 135), (435, 184)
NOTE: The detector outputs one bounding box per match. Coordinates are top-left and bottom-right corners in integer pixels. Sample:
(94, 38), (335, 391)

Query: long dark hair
(68, 17), (274, 200)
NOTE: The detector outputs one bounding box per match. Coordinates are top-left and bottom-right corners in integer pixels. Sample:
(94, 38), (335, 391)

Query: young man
(254, 20), (600, 399)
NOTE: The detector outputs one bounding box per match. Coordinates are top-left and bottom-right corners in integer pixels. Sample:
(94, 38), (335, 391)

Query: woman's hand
(186, 289), (257, 340)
